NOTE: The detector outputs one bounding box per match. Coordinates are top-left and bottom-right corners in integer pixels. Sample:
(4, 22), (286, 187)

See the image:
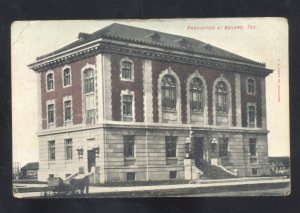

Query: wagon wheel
(41, 188), (50, 197)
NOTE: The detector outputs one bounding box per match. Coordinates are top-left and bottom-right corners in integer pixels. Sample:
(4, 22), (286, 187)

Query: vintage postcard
(11, 18), (290, 198)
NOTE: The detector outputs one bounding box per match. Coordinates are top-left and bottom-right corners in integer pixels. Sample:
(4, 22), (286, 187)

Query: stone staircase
(197, 162), (237, 179)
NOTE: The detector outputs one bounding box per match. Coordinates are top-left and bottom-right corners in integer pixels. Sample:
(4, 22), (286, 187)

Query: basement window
(127, 172), (135, 181)
(252, 168), (258, 175)
(169, 171), (177, 179)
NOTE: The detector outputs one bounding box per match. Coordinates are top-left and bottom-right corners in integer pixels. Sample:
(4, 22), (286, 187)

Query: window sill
(64, 121), (72, 126)
(122, 116), (133, 122)
(124, 157), (135, 166)
(191, 111), (204, 115)
(216, 112), (228, 115)
(125, 157), (135, 160)
(46, 89), (54, 93)
(84, 92), (95, 95)
(48, 124), (55, 129)
(163, 109), (177, 113)
(120, 78), (134, 82)
(63, 84), (72, 89)
(166, 157), (178, 160)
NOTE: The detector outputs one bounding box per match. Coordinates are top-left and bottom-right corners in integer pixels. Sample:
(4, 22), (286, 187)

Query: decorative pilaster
(95, 54), (104, 123)
(235, 73), (242, 127)
(37, 73), (42, 130)
(143, 60), (153, 123)
(261, 77), (267, 129)
(103, 54), (112, 121)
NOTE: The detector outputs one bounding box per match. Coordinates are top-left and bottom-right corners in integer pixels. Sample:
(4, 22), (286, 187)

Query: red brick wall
(151, 61), (236, 125)
(240, 74), (262, 128)
(40, 53), (262, 129)
(110, 54), (144, 122)
(41, 57), (96, 129)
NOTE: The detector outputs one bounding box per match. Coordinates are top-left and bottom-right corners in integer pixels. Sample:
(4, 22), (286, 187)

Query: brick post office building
(29, 23), (273, 183)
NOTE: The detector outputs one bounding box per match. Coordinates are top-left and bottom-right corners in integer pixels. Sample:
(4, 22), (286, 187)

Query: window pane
(216, 82), (228, 113)
(84, 69), (94, 93)
(123, 95), (133, 116)
(47, 74), (54, 90)
(48, 104), (54, 123)
(64, 101), (71, 121)
(63, 69), (71, 86)
(248, 106), (255, 126)
(219, 138), (228, 157)
(165, 137), (177, 157)
(49, 141), (55, 161)
(249, 139), (256, 156)
(65, 139), (72, 160)
(124, 136), (134, 157)
(86, 109), (95, 124)
(248, 79), (255, 94)
(162, 75), (177, 110)
(122, 61), (132, 80)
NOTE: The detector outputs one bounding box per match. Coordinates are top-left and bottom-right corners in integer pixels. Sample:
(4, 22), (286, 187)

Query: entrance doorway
(87, 150), (96, 172)
(193, 137), (204, 168)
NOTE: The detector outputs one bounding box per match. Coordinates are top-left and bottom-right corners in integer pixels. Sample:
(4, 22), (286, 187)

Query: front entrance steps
(184, 159), (238, 181)
(198, 162), (237, 179)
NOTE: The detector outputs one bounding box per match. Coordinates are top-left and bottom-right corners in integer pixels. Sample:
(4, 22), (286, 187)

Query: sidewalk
(13, 177), (290, 198)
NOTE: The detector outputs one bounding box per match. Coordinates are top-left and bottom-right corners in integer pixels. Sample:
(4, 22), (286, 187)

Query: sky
(11, 18), (289, 167)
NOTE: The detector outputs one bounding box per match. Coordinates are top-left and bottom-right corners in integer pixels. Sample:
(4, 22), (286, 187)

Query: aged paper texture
(12, 18), (290, 198)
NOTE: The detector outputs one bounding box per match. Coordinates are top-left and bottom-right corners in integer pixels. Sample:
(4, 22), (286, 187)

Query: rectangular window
(169, 171), (177, 179)
(123, 95), (133, 116)
(165, 136), (177, 157)
(191, 91), (203, 111)
(47, 74), (54, 91)
(63, 69), (71, 86)
(47, 104), (55, 124)
(248, 105), (256, 127)
(124, 135), (135, 158)
(249, 138), (257, 156)
(127, 172), (135, 181)
(252, 168), (258, 175)
(86, 109), (95, 124)
(85, 79), (94, 93)
(122, 61), (132, 80)
(162, 88), (176, 109)
(48, 141), (55, 161)
(219, 138), (229, 157)
(64, 100), (72, 122)
(65, 139), (72, 160)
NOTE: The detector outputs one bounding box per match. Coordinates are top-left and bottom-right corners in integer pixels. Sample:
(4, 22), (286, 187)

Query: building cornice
(28, 39), (273, 77)
(36, 121), (269, 136)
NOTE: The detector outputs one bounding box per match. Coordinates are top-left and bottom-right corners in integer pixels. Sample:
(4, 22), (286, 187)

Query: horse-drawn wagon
(41, 174), (90, 197)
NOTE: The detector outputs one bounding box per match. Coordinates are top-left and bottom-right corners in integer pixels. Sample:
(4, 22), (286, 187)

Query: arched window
(84, 69), (94, 94)
(216, 81), (227, 113)
(121, 61), (132, 80)
(247, 78), (255, 94)
(47, 73), (54, 91)
(162, 75), (176, 110)
(190, 78), (203, 111)
(63, 68), (71, 87)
